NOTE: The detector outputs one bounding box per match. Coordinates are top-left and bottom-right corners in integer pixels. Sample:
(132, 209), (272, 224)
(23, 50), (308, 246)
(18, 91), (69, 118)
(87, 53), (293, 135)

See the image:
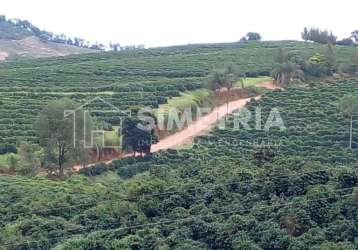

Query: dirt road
(152, 81), (279, 151)
(74, 81), (278, 170)
(151, 96), (259, 152)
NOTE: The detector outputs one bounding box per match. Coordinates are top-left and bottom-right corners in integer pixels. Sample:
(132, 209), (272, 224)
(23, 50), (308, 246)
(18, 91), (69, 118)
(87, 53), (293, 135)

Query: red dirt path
(73, 81), (278, 171)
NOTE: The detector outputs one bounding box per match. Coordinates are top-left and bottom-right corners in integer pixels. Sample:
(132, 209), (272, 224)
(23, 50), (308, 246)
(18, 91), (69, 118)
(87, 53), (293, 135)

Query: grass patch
(104, 126), (121, 147)
(156, 89), (211, 115)
(155, 89), (212, 136)
(0, 154), (12, 173)
(235, 76), (272, 87)
(0, 154), (9, 167)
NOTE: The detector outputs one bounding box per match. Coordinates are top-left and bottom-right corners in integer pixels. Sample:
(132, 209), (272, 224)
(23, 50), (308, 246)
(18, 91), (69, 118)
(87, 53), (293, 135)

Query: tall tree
(271, 49), (304, 85)
(239, 73), (247, 89)
(122, 117), (158, 157)
(301, 27), (337, 44)
(302, 27), (309, 41)
(36, 98), (92, 177)
(110, 43), (121, 52)
(339, 95), (358, 149)
(325, 44), (337, 74)
(6, 153), (19, 173)
(246, 32), (262, 41)
(337, 38), (354, 46)
(92, 119), (113, 161)
(351, 30), (358, 44)
(17, 142), (43, 176)
(206, 64), (243, 113)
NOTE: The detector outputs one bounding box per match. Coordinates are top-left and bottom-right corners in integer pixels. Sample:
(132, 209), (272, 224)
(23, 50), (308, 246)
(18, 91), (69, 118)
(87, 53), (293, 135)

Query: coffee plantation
(0, 41), (356, 150)
(0, 77), (357, 249)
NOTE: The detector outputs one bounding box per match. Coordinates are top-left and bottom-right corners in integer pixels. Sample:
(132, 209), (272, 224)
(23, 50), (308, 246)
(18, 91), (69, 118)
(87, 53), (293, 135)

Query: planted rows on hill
(0, 41), (354, 81)
(1, 80), (358, 249)
(87, 79), (358, 180)
(0, 80), (201, 148)
(0, 41), (356, 152)
(201, 79), (358, 165)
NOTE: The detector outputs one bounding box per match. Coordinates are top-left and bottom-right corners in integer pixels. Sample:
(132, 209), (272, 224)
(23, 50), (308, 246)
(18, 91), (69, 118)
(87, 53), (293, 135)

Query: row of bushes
(0, 144), (17, 154)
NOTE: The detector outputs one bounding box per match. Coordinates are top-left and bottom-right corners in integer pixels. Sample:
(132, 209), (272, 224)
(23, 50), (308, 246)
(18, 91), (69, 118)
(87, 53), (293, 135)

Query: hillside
(0, 36), (95, 60)
(0, 17), (95, 60)
(0, 79), (357, 249)
(0, 41), (356, 149)
(0, 39), (357, 249)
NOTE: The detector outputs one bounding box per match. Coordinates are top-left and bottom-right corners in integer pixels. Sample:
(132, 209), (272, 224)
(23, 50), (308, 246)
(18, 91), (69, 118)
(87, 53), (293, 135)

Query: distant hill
(0, 36), (95, 60)
(0, 15), (96, 60)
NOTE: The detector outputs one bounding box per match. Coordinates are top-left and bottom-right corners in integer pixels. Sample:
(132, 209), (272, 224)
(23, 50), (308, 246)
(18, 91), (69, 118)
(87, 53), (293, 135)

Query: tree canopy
(339, 95), (358, 149)
(271, 48), (303, 85)
(36, 98), (92, 176)
(302, 27), (337, 44)
(122, 116), (158, 156)
(240, 32), (262, 41)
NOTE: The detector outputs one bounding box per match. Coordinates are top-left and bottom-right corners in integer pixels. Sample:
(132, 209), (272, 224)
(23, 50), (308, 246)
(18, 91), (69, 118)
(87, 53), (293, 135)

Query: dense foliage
(1, 79), (357, 249)
(240, 32), (262, 42)
(302, 27), (337, 45)
(0, 41), (356, 150)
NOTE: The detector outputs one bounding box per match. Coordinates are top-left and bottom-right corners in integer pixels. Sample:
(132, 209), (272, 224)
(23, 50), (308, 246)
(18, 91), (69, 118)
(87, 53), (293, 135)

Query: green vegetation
(271, 45), (356, 84)
(0, 37), (94, 61)
(0, 16), (94, 61)
(301, 27), (358, 47)
(235, 76), (271, 87)
(36, 98), (92, 177)
(0, 41), (357, 167)
(301, 45), (340, 78)
(0, 15), (94, 49)
(341, 50), (358, 75)
(1, 38), (358, 248)
(206, 64), (244, 91)
(156, 89), (211, 115)
(16, 142), (43, 176)
(0, 16), (33, 40)
(271, 48), (304, 85)
(0, 79), (357, 249)
(302, 27), (337, 44)
(2, 10), (358, 249)
(155, 89), (212, 132)
(0, 153), (18, 173)
(122, 116), (158, 156)
(339, 95), (358, 149)
(0, 154), (8, 167)
(206, 64), (245, 112)
(240, 32), (262, 42)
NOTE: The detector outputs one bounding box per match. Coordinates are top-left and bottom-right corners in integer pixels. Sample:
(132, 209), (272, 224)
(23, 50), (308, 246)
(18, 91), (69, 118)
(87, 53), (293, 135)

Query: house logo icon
(64, 97), (131, 149)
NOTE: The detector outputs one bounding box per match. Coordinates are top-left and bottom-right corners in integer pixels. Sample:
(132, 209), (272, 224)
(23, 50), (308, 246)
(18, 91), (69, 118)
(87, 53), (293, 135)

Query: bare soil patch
(0, 51), (8, 60)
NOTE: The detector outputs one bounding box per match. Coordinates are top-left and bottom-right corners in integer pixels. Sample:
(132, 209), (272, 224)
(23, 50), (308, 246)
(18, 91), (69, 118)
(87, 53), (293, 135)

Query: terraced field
(0, 41), (356, 152)
(0, 79), (357, 249)
(199, 79), (358, 165)
(0, 80), (200, 147)
(84, 79), (358, 179)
